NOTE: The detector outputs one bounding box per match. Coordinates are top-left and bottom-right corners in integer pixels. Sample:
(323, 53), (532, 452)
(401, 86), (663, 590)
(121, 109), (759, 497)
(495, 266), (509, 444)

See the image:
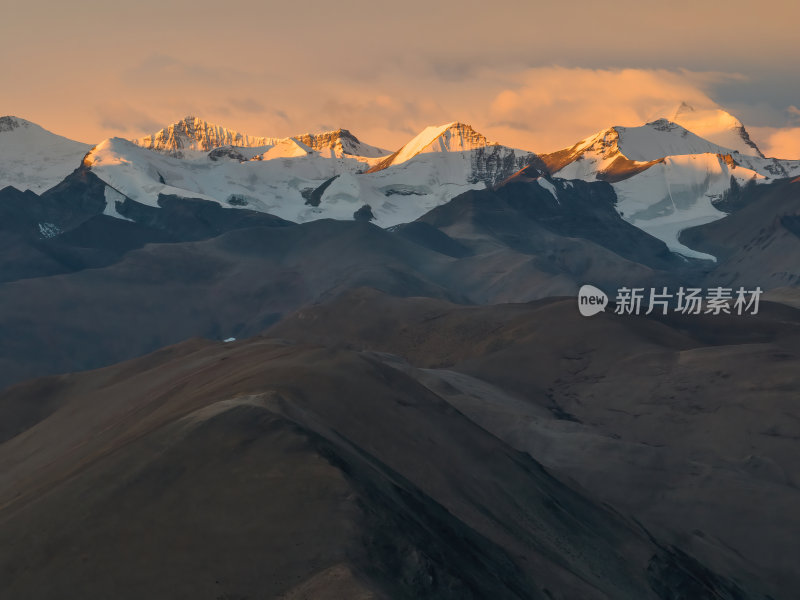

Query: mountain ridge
(0, 116), (92, 193)
(4, 112), (800, 259)
(134, 115), (281, 157)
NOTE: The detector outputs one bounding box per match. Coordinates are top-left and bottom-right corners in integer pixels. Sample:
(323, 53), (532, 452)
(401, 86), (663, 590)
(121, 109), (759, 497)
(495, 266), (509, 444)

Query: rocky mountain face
(467, 142), (534, 185)
(294, 128), (389, 158)
(369, 121), (535, 185)
(0, 116), (23, 132)
(134, 118), (389, 162)
(134, 116), (280, 157)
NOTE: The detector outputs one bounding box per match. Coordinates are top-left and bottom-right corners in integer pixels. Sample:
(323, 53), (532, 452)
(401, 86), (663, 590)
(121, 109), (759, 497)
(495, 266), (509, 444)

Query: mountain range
(2, 103), (799, 376)
(3, 105), (798, 257)
(1, 103), (800, 599)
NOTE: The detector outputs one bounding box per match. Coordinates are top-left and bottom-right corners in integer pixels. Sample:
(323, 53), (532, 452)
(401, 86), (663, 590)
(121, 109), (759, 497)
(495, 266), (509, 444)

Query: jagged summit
(294, 128), (389, 159)
(135, 116), (280, 158)
(135, 117), (389, 160)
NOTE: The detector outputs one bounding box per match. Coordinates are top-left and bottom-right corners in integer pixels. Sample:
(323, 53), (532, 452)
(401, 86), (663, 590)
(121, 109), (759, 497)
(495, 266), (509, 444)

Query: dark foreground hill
(269, 290), (800, 599)
(1, 291), (799, 598)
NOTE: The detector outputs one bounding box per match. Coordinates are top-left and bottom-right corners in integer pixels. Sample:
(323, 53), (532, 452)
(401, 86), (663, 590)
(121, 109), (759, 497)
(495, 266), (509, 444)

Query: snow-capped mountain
(3, 110), (798, 262)
(370, 122), (492, 168)
(617, 119), (745, 162)
(369, 122), (534, 185)
(135, 117), (390, 164)
(134, 116), (281, 158)
(0, 116), (91, 193)
(84, 136), (371, 222)
(294, 129), (389, 159)
(538, 118), (800, 258)
(78, 120), (537, 227)
(256, 138), (315, 160)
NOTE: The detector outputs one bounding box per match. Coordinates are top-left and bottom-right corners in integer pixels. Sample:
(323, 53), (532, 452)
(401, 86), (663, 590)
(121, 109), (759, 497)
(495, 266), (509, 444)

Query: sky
(2, 0), (799, 157)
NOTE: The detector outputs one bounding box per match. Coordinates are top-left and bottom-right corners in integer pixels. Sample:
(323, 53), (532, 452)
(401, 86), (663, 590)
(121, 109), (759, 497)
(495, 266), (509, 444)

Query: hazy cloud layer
(753, 127), (800, 160)
(96, 103), (162, 135)
(2, 1), (798, 155)
(483, 68), (738, 151)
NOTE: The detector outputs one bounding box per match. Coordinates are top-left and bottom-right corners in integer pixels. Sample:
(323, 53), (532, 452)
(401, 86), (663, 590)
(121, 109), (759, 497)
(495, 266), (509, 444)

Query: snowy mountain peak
(573, 126), (623, 155)
(614, 119), (756, 162)
(562, 117), (757, 166)
(668, 103), (764, 158)
(257, 138), (314, 160)
(293, 128), (389, 159)
(368, 122), (496, 172)
(539, 120), (733, 184)
(135, 116), (280, 158)
(0, 117), (92, 193)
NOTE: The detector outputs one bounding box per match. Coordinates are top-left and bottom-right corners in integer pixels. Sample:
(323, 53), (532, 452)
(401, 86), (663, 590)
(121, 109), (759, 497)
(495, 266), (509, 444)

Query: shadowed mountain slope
(0, 219), (458, 390)
(0, 173), (707, 390)
(269, 289), (800, 599)
(680, 176), (800, 288)
(0, 167), (292, 283)
(0, 305), (776, 599)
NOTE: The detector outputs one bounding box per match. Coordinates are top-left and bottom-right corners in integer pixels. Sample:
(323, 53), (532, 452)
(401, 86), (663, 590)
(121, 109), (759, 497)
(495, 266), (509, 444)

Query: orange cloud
(20, 62), (793, 161)
(482, 67), (741, 151)
(751, 127), (800, 160)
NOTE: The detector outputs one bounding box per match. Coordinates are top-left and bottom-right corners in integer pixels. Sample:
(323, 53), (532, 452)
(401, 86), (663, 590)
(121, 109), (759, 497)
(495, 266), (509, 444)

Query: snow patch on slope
(536, 177), (558, 201)
(103, 186), (132, 221)
(614, 154), (763, 260)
